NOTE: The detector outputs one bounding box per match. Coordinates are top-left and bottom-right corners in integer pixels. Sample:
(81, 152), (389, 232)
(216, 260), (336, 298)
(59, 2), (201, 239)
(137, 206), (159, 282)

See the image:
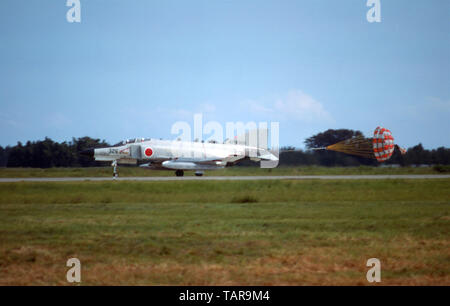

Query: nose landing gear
(175, 170), (184, 177)
(112, 160), (118, 179)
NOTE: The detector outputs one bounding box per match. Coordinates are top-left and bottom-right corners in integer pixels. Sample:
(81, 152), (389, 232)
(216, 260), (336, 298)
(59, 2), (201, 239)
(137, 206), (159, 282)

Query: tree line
(0, 130), (449, 168)
(0, 137), (109, 168)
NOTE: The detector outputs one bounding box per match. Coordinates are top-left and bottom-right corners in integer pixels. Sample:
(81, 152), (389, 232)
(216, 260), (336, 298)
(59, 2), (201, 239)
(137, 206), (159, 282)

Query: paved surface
(0, 175), (449, 182)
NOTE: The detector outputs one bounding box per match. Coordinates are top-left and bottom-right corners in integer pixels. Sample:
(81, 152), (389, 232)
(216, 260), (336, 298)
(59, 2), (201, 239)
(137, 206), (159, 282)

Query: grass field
(0, 165), (448, 178)
(0, 178), (449, 285)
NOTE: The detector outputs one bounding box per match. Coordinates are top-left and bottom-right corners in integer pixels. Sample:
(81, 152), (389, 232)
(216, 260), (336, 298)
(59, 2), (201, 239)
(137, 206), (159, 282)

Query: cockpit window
(113, 138), (151, 146)
(123, 138), (147, 145)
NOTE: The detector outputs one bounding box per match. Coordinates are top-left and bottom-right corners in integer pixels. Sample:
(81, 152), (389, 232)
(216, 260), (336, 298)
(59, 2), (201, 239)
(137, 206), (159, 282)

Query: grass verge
(0, 179), (448, 285)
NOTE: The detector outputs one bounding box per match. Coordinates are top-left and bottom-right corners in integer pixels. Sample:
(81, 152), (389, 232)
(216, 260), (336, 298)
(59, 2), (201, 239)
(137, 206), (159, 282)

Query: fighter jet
(81, 135), (278, 177)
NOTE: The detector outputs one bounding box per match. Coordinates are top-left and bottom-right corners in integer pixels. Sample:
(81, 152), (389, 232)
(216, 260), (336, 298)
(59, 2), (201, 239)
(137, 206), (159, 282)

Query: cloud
(0, 114), (20, 128)
(152, 102), (217, 120)
(200, 103), (216, 113)
(245, 99), (273, 114)
(274, 90), (332, 122)
(245, 90), (332, 123)
(426, 96), (450, 112)
(45, 113), (72, 127)
(406, 96), (450, 119)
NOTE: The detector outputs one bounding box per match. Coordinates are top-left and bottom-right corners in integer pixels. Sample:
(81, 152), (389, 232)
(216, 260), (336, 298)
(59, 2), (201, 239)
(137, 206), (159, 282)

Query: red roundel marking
(145, 148), (153, 157)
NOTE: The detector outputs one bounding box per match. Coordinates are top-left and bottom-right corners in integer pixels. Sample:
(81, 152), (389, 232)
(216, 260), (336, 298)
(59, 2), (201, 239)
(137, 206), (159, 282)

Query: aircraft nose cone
(80, 148), (94, 158)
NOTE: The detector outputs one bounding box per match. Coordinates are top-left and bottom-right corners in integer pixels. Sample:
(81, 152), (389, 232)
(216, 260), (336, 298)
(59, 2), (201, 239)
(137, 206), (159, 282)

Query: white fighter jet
(81, 135), (278, 177)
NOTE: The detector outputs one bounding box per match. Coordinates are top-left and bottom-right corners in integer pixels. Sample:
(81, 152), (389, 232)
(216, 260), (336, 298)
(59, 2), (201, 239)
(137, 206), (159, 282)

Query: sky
(0, 0), (449, 149)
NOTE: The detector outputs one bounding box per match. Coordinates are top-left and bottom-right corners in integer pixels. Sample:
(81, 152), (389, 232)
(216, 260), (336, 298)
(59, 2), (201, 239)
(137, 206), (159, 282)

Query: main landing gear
(174, 170), (203, 177)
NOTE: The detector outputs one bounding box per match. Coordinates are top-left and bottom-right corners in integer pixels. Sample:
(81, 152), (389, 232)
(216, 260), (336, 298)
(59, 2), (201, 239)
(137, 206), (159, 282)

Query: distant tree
(281, 146), (296, 151)
(6, 142), (25, 167)
(404, 143), (431, 165)
(53, 141), (75, 167)
(5, 137), (110, 168)
(279, 149), (318, 166)
(0, 146), (5, 167)
(431, 147), (450, 165)
(304, 129), (364, 149)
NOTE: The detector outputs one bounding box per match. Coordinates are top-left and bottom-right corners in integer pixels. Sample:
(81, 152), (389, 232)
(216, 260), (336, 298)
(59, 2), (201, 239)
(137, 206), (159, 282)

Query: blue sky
(0, 0), (449, 149)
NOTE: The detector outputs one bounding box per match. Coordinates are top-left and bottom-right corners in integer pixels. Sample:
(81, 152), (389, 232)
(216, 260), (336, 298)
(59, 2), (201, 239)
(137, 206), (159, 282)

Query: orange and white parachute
(372, 127), (395, 162)
(320, 127), (406, 162)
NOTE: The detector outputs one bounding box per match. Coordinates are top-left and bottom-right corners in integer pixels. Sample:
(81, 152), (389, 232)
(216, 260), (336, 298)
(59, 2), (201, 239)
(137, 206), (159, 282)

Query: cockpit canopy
(114, 138), (151, 146)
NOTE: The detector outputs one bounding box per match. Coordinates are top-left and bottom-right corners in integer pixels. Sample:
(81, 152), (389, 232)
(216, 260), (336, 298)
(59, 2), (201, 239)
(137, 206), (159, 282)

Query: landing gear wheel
(112, 160), (118, 179)
(195, 172), (203, 177)
(175, 170), (184, 177)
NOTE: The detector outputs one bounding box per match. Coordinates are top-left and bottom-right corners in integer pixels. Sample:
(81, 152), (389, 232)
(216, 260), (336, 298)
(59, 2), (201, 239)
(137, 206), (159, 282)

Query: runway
(1, 174), (449, 182)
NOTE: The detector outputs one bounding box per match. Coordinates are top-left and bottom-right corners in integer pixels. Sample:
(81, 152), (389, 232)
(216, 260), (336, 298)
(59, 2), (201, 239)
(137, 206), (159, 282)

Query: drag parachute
(372, 127), (395, 162)
(315, 127), (405, 162)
